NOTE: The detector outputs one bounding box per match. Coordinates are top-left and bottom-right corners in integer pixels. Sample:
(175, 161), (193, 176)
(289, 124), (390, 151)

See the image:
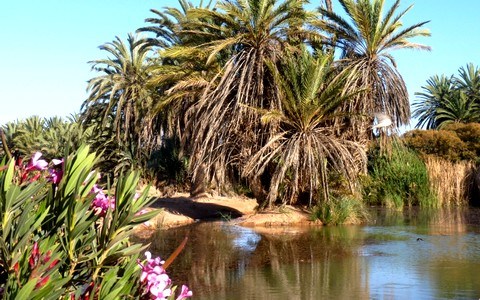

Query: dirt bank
(135, 192), (319, 233)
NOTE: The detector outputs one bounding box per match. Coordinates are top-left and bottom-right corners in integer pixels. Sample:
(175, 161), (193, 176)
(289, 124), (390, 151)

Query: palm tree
(81, 33), (160, 168)
(413, 69), (480, 129)
(178, 0), (318, 197)
(137, 0), (221, 141)
(243, 49), (366, 207)
(455, 63), (480, 103)
(435, 90), (480, 128)
(412, 75), (456, 129)
(314, 0), (430, 139)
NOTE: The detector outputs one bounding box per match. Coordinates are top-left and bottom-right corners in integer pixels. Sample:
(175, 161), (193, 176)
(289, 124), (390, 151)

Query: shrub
(443, 122), (480, 159)
(403, 129), (474, 162)
(311, 195), (369, 225)
(364, 142), (436, 209)
(0, 145), (191, 299)
(404, 123), (480, 162)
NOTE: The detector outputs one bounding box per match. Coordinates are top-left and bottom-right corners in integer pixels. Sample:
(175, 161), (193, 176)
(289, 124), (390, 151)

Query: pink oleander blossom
(26, 152), (48, 171)
(176, 285), (193, 300)
(90, 185), (115, 217)
(137, 252), (170, 299)
(48, 158), (64, 184)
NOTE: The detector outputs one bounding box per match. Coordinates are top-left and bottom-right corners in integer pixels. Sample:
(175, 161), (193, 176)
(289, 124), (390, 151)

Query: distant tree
(413, 64), (480, 129)
(412, 75), (457, 129)
(81, 33), (161, 171)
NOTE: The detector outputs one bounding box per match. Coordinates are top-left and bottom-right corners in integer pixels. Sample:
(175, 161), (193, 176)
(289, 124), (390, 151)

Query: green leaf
(3, 159), (15, 192)
(16, 278), (38, 299)
(131, 210), (160, 224)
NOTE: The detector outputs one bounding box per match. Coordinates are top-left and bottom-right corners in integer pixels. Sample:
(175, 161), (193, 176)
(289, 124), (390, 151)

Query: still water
(139, 208), (480, 299)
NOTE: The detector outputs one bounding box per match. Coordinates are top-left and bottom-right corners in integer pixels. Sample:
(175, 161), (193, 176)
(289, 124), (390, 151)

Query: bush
(404, 123), (480, 162)
(311, 196), (369, 225)
(363, 142), (436, 209)
(443, 123), (480, 159)
(403, 129), (474, 162)
(0, 145), (191, 299)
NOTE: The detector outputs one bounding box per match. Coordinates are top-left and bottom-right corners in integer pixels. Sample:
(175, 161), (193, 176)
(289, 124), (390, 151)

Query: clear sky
(1, 0), (479, 129)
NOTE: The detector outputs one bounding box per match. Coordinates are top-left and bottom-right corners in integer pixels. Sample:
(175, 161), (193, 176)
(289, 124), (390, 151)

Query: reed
(424, 156), (476, 206)
(364, 142), (436, 209)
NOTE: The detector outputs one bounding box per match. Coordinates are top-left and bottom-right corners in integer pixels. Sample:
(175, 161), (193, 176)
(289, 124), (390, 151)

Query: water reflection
(137, 208), (480, 299)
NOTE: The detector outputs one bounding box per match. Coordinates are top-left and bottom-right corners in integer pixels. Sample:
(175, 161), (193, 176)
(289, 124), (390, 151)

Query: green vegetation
(363, 141), (436, 209)
(0, 145), (159, 299)
(413, 64), (480, 129)
(8, 0), (480, 224)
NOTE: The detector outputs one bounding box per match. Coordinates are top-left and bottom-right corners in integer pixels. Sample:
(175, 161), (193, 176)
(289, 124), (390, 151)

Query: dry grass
(424, 156), (476, 206)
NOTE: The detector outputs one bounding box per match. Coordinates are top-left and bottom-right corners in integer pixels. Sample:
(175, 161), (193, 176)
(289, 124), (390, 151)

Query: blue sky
(1, 0), (479, 130)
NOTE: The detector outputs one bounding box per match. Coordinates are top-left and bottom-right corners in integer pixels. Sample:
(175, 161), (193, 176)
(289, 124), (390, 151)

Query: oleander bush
(0, 145), (191, 299)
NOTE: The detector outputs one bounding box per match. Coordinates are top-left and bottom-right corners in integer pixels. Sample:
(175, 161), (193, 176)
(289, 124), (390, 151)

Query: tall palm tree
(138, 0), (221, 141)
(412, 75), (456, 129)
(314, 0), (430, 139)
(81, 33), (160, 166)
(243, 49), (366, 207)
(179, 0), (318, 196)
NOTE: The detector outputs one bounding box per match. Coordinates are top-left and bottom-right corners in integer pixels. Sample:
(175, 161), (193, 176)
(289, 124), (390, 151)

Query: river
(137, 207), (480, 299)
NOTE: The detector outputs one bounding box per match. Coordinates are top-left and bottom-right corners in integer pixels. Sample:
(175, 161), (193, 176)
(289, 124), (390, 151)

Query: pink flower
(176, 285), (193, 300)
(149, 273), (172, 299)
(29, 242), (40, 269)
(90, 185), (115, 217)
(48, 169), (63, 185)
(138, 252), (177, 299)
(26, 152), (48, 171)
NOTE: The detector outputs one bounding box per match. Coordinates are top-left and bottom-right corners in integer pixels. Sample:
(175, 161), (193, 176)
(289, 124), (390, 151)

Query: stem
(0, 129), (11, 160)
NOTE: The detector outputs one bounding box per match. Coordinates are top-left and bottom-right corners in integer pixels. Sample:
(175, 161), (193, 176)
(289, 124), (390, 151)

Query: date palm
(243, 49), (366, 207)
(138, 0), (220, 140)
(314, 0), (430, 138)
(435, 91), (480, 128)
(81, 33), (160, 166)
(455, 63), (480, 103)
(180, 0), (318, 194)
(412, 75), (456, 129)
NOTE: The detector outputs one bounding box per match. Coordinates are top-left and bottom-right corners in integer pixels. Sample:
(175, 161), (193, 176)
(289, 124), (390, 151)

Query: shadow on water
(136, 207), (480, 300)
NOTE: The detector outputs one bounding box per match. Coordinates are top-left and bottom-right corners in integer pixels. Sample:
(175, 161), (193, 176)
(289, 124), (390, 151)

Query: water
(137, 208), (480, 299)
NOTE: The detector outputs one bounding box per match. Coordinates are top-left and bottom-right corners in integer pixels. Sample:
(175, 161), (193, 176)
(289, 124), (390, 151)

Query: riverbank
(134, 191), (318, 235)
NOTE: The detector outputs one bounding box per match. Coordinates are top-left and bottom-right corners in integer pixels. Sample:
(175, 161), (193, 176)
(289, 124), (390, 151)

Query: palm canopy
(412, 75), (456, 129)
(314, 0), (430, 132)
(180, 0), (320, 190)
(413, 65), (480, 129)
(138, 0), (222, 140)
(243, 49), (366, 207)
(81, 33), (158, 150)
(435, 91), (480, 128)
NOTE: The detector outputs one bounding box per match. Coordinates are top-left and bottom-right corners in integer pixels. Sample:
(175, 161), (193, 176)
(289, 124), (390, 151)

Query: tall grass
(311, 196), (369, 225)
(363, 142), (436, 209)
(424, 156), (476, 206)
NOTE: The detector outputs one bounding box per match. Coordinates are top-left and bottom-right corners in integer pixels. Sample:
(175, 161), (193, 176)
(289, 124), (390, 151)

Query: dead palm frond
(243, 49), (366, 207)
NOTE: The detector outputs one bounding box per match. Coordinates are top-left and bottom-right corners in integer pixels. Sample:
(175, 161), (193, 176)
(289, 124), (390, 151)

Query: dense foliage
(404, 123), (480, 162)
(0, 145), (194, 299)
(413, 64), (480, 129)
(363, 142), (435, 209)
(78, 0), (428, 208)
